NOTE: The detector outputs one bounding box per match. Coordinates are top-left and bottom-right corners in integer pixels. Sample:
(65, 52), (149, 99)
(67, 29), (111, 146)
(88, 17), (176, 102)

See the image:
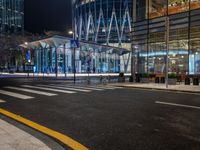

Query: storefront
(132, 0), (200, 76)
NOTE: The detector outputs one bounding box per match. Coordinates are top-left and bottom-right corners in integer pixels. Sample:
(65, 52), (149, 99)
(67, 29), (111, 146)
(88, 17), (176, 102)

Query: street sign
(70, 40), (79, 48)
(26, 50), (31, 63)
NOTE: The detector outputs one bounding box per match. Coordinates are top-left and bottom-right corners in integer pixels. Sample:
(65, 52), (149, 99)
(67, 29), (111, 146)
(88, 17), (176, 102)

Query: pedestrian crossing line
(67, 85), (116, 90)
(0, 90), (34, 100)
(37, 85), (91, 92)
(4, 86), (57, 96)
(0, 99), (6, 103)
(51, 84), (104, 91)
(21, 85), (76, 94)
(89, 86), (118, 90)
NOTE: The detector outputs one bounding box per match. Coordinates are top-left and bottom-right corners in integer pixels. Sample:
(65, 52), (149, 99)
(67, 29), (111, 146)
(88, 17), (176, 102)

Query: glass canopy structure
(20, 36), (131, 75)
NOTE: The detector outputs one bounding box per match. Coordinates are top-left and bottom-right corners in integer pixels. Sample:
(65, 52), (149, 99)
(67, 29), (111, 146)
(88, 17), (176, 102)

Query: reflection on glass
(149, 0), (167, 19)
(190, 0), (200, 10)
(190, 40), (200, 74)
(168, 0), (189, 15)
(148, 43), (166, 74)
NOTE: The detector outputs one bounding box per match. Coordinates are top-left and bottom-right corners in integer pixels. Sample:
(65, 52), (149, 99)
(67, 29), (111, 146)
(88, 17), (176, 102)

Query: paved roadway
(0, 78), (200, 150)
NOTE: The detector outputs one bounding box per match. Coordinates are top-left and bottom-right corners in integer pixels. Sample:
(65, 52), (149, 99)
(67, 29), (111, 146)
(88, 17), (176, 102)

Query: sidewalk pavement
(110, 82), (200, 93)
(0, 119), (51, 150)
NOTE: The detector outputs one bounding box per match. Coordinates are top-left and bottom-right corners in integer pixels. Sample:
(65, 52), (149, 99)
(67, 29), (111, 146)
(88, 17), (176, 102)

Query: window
(190, 0), (200, 10)
(168, 0), (189, 15)
(136, 0), (147, 21)
(149, 0), (167, 19)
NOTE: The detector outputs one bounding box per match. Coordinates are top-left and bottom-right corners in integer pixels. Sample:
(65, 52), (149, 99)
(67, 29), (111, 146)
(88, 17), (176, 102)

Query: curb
(114, 85), (200, 94)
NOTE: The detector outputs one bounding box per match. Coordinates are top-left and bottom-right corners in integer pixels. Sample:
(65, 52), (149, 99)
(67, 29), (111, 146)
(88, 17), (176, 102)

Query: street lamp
(68, 30), (76, 84)
(165, 16), (169, 88)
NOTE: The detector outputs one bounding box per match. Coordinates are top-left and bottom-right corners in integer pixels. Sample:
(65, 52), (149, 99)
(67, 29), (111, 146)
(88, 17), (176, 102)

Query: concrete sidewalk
(111, 83), (200, 93)
(0, 119), (51, 150)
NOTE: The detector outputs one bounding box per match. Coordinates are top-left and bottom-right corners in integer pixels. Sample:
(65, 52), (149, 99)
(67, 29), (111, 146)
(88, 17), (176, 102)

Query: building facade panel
(0, 0), (24, 34)
(73, 0), (133, 49)
(132, 0), (200, 75)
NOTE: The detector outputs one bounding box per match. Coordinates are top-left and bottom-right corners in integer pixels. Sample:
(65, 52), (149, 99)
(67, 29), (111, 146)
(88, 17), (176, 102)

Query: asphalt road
(0, 78), (200, 150)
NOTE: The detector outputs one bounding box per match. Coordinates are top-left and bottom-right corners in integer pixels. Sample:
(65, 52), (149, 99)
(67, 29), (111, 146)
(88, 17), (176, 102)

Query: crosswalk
(0, 84), (121, 102)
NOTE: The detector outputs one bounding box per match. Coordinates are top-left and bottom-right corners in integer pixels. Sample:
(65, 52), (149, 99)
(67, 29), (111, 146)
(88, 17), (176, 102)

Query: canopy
(19, 35), (130, 55)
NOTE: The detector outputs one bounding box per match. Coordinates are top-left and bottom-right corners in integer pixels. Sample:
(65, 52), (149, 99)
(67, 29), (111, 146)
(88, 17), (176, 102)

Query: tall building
(0, 0), (24, 34)
(73, 0), (133, 49)
(132, 0), (200, 75)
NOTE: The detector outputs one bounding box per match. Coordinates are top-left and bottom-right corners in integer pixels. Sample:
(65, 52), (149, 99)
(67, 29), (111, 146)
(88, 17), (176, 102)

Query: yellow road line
(0, 108), (89, 150)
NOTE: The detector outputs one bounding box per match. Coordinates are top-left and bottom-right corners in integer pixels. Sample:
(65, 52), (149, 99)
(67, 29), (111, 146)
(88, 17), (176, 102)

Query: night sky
(24, 0), (72, 34)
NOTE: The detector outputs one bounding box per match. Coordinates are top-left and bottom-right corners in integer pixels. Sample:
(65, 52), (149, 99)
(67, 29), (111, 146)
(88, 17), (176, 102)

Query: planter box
(185, 77), (190, 85)
(135, 76), (140, 83)
(168, 78), (176, 85)
(160, 77), (165, 83)
(155, 77), (159, 83)
(193, 78), (199, 86)
(141, 78), (149, 83)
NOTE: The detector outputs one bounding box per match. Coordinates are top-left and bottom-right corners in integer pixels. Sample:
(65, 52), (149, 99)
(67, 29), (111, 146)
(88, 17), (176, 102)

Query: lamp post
(131, 45), (138, 83)
(165, 16), (169, 88)
(68, 31), (76, 84)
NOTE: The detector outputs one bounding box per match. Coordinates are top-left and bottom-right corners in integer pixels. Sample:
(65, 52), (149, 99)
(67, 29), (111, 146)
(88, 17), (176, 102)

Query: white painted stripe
(0, 99), (6, 103)
(38, 85), (91, 92)
(155, 101), (200, 110)
(50, 84), (104, 91)
(90, 86), (119, 90)
(0, 90), (34, 100)
(21, 85), (76, 94)
(4, 86), (57, 96)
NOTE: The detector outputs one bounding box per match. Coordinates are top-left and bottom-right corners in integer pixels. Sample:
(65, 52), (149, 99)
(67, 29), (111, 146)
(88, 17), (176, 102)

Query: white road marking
(21, 85), (76, 94)
(4, 86), (57, 96)
(0, 90), (34, 100)
(155, 101), (200, 110)
(51, 84), (104, 91)
(0, 99), (6, 103)
(89, 86), (121, 90)
(37, 85), (91, 92)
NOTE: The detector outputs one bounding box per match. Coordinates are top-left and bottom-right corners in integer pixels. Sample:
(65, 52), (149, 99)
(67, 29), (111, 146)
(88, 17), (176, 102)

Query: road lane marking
(0, 90), (34, 100)
(4, 86), (57, 96)
(155, 101), (200, 110)
(37, 85), (91, 92)
(0, 108), (89, 150)
(21, 85), (76, 94)
(52, 85), (104, 91)
(0, 99), (6, 103)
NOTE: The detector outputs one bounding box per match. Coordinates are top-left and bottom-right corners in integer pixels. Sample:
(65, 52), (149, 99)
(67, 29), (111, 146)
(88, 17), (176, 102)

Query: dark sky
(24, 0), (72, 34)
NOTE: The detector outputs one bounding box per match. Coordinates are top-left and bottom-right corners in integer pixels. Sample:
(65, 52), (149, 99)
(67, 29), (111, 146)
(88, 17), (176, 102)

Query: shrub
(142, 73), (149, 78)
(168, 73), (177, 78)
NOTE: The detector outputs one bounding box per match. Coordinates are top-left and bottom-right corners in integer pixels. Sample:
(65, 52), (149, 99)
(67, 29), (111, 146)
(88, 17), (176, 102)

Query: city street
(0, 78), (200, 150)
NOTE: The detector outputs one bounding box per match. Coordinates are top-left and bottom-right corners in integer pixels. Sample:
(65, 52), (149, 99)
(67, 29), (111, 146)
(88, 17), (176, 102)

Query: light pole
(131, 45), (138, 83)
(165, 16), (169, 88)
(68, 31), (76, 84)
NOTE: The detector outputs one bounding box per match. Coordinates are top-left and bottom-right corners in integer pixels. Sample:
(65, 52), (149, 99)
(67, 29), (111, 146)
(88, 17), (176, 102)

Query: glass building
(0, 0), (24, 34)
(132, 0), (200, 75)
(72, 0), (133, 49)
(72, 0), (133, 73)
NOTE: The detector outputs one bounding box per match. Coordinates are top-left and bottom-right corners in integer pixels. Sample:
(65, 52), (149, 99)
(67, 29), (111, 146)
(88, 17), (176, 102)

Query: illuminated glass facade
(72, 0), (133, 73)
(132, 0), (200, 75)
(0, 0), (24, 34)
(73, 0), (133, 49)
